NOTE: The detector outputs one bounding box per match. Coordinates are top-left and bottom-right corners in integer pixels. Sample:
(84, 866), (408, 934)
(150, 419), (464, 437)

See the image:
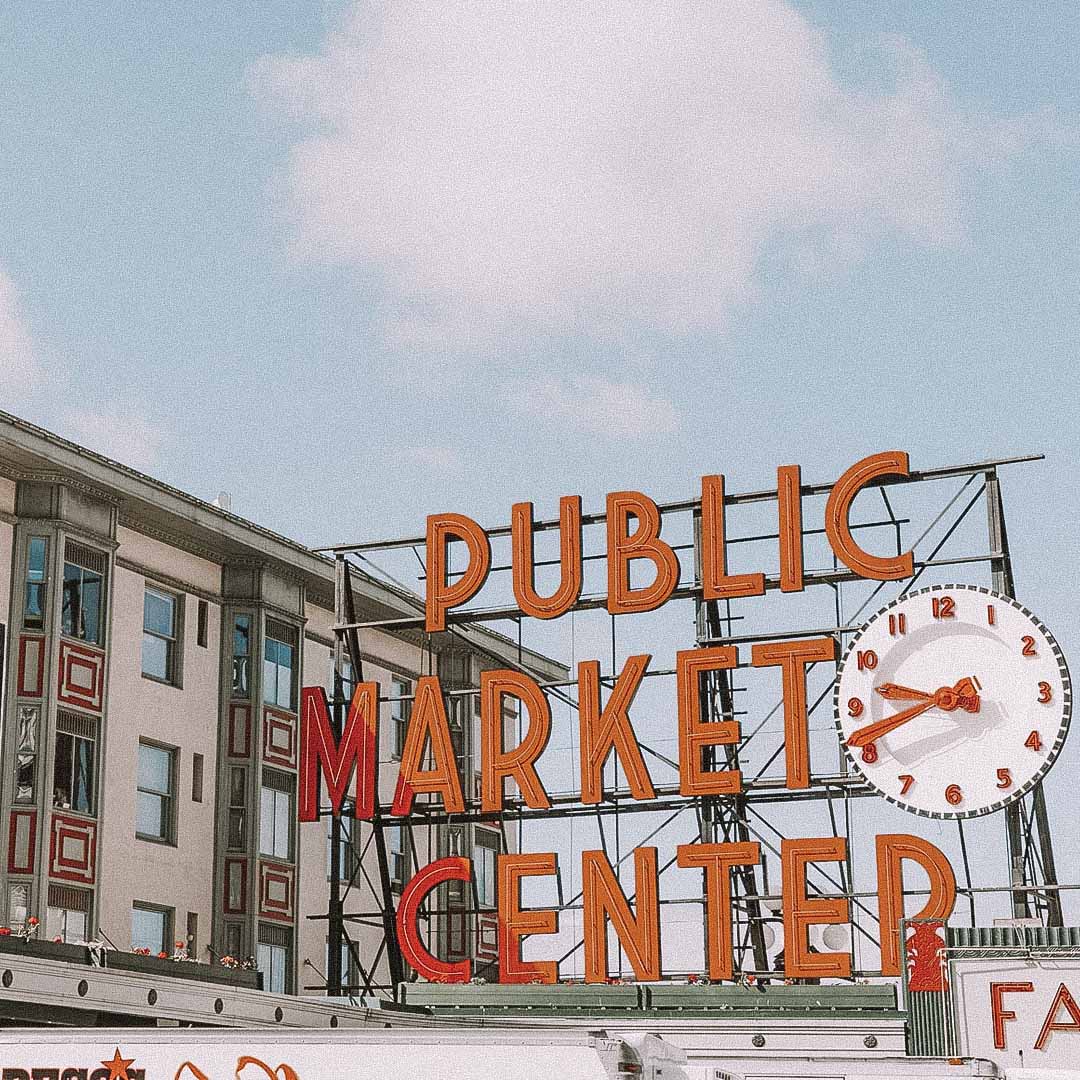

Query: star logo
(101, 1048), (135, 1080)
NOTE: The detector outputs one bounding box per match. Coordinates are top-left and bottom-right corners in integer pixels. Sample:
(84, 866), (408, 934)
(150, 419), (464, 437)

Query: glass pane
(272, 945), (286, 993)
(234, 615), (251, 657)
(15, 753), (35, 802)
(259, 786), (275, 855)
(45, 906), (63, 942)
(227, 807), (246, 849)
(257, 943), (272, 988)
(8, 884), (29, 927)
(61, 564), (81, 637)
(132, 906), (167, 953)
(275, 791), (291, 859)
(24, 581), (45, 626)
(17, 706), (37, 753)
(136, 791), (165, 838)
(142, 632), (169, 680)
(138, 744), (171, 793)
(73, 737), (94, 814)
(263, 657), (278, 705)
(278, 662), (293, 710)
(27, 537), (47, 579)
(67, 910), (87, 944)
(229, 768), (246, 806)
(143, 590), (175, 636)
(81, 571), (102, 644)
(53, 734), (74, 808)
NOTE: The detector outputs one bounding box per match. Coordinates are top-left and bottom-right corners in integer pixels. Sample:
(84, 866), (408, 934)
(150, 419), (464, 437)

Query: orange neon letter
(991, 982), (1035, 1049)
(299, 684), (378, 822)
(751, 638), (836, 789)
(606, 491), (680, 615)
(677, 841), (760, 981)
(825, 452), (914, 581)
(396, 858), (472, 983)
(1035, 983), (1080, 1051)
(390, 676), (465, 816)
(701, 475), (764, 601)
(481, 670), (552, 812)
(677, 647), (742, 797)
(579, 655), (656, 804)
(583, 847), (661, 983)
(781, 837), (852, 980)
(426, 512), (491, 632)
(512, 497), (583, 620)
(777, 464), (804, 593)
(876, 834), (957, 976)
(498, 852), (559, 984)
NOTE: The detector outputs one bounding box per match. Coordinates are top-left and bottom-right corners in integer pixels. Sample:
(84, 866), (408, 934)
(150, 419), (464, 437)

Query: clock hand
(847, 699), (936, 748)
(876, 683), (933, 702)
(849, 676), (982, 748)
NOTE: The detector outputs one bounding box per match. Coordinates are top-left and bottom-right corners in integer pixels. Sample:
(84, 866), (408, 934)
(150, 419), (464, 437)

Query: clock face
(834, 585), (1071, 819)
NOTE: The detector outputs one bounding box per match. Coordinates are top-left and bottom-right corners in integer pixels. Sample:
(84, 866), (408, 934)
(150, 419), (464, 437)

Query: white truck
(0, 1028), (688, 1080)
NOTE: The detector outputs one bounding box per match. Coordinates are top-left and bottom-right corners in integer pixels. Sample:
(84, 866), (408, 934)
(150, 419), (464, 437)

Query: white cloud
(511, 375), (677, 438)
(0, 270), (41, 397)
(253, 1), (1002, 347)
(62, 409), (164, 473)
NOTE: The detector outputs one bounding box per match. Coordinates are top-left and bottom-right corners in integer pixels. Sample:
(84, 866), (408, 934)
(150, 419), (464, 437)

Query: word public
(300, 451), (958, 984)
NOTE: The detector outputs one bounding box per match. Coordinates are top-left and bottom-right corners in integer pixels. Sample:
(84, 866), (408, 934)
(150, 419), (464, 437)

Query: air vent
(56, 709), (97, 740)
(48, 884), (91, 911)
(64, 541), (107, 575)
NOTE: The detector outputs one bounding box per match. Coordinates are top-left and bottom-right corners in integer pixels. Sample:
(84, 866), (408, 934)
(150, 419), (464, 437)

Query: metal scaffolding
(309, 453), (1068, 997)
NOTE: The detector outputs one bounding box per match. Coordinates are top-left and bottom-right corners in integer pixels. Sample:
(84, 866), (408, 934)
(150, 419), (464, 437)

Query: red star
(101, 1049), (135, 1080)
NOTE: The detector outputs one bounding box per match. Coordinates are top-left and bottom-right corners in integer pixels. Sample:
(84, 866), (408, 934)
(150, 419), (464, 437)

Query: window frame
(257, 939), (290, 994)
(390, 676), (411, 761)
(388, 823), (409, 892)
(24, 536), (48, 630)
(263, 622), (297, 711)
(232, 613), (252, 699)
(259, 770), (294, 862)
(474, 828), (501, 908)
(142, 585), (183, 686)
(135, 739), (178, 845)
(60, 550), (106, 647)
(53, 720), (97, 816)
(131, 901), (174, 956)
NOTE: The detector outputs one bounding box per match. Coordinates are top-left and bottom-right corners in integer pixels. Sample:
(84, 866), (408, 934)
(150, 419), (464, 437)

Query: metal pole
(327, 555), (346, 995)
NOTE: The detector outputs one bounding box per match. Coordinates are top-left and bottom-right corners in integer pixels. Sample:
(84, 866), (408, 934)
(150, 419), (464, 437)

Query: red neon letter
(677, 647), (742, 797)
(481, 670), (552, 812)
(498, 852), (559, 984)
(579, 655), (656, 804)
(1035, 982), (1080, 1051)
(825, 452), (914, 581)
(677, 841), (760, 982)
(396, 858), (472, 983)
(583, 847), (661, 983)
(875, 834), (956, 977)
(782, 837), (852, 980)
(391, 676), (465, 816)
(426, 512), (491, 632)
(606, 491), (680, 615)
(701, 475), (765, 601)
(512, 497), (583, 619)
(991, 981), (1034, 1050)
(299, 684), (377, 822)
(752, 638), (836, 789)
(777, 464), (804, 592)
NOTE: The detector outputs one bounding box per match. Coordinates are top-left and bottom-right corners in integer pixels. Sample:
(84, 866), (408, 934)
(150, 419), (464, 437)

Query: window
(192, 753), (204, 803)
(474, 829), (501, 907)
(53, 711), (96, 814)
(326, 937), (352, 987)
(388, 824), (408, 890)
(132, 903), (172, 955)
(227, 767), (247, 850)
(326, 651), (354, 704)
(197, 600), (208, 648)
(264, 620), (297, 710)
(232, 614), (251, 697)
(7, 884), (29, 931)
(327, 804), (356, 882)
(136, 741), (176, 843)
(61, 542), (106, 646)
(259, 770), (293, 861)
(390, 677), (411, 760)
(142, 587), (180, 683)
(24, 537), (48, 629)
(257, 924), (291, 994)
(47, 884), (90, 944)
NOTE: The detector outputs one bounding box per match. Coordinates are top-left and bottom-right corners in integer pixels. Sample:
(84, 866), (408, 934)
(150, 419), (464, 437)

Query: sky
(2, 2), (1079, 972)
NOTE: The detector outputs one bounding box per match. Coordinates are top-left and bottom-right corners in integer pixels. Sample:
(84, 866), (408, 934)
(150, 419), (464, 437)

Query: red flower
(27, 917), (38, 926)
(0, 928), (11, 936)
(53, 936), (62, 943)
(157, 951), (168, 959)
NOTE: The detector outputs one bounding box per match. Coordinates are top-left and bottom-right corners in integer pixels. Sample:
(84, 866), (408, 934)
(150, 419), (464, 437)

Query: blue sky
(2, 2), (1079, 956)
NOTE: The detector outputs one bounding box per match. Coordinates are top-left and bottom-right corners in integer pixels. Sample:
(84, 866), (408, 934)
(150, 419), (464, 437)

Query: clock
(834, 585), (1071, 819)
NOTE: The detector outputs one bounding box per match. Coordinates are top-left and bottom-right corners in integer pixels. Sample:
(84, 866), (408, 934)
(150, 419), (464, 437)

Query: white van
(0, 1027), (689, 1080)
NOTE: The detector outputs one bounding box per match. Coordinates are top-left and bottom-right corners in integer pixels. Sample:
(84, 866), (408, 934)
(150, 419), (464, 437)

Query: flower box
(103, 949), (262, 990)
(0, 935), (90, 964)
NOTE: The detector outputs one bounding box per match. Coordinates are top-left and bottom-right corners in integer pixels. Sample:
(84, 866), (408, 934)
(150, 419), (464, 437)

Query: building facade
(0, 411), (563, 997)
